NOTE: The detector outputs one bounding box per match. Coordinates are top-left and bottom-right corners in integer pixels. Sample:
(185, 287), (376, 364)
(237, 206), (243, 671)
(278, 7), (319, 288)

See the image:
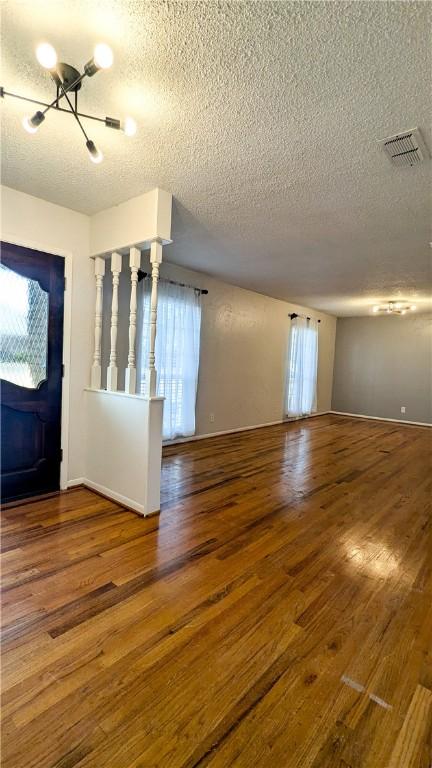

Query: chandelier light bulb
(22, 111), (45, 133)
(123, 116), (137, 137)
(22, 115), (38, 134)
(86, 139), (103, 164)
(36, 42), (57, 70)
(372, 306), (380, 313)
(410, 305), (417, 311)
(94, 43), (113, 70)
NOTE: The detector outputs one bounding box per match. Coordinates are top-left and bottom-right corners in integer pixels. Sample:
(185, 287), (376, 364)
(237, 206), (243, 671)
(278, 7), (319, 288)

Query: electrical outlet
(401, 406), (406, 414)
(210, 413), (215, 423)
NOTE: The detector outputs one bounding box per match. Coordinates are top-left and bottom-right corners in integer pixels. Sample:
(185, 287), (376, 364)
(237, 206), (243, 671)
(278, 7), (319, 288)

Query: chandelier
(1, 42), (137, 164)
(372, 301), (416, 315)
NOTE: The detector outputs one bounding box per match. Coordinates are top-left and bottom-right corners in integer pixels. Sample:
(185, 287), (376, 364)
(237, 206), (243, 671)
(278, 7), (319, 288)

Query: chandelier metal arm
(42, 71), (86, 114)
(0, 88), (118, 128)
(56, 77), (89, 141)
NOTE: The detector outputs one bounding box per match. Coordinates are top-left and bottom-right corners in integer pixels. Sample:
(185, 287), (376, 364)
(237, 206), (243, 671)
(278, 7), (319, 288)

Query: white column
(125, 247), (141, 394)
(148, 240), (162, 397)
(91, 256), (105, 389)
(107, 251), (122, 392)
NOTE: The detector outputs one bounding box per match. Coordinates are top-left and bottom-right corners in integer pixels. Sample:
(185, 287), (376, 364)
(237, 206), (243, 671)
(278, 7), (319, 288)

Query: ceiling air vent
(379, 128), (429, 167)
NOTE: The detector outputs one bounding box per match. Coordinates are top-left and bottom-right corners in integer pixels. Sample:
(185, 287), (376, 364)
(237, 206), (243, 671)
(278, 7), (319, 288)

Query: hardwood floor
(1, 414), (431, 768)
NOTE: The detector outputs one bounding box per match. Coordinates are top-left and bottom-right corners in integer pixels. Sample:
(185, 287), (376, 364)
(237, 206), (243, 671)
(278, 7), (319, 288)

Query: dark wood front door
(1, 242), (65, 503)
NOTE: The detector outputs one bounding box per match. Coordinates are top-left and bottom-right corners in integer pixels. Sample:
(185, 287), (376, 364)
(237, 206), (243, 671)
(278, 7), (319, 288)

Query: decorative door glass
(0, 263), (49, 388)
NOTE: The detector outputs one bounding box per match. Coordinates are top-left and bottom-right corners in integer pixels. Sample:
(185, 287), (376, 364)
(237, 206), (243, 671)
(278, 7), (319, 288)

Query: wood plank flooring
(1, 414), (431, 767)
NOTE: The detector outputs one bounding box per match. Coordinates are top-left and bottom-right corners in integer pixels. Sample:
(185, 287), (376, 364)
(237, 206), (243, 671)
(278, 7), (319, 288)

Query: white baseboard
(330, 410), (431, 428)
(67, 477), (159, 516)
(163, 411), (330, 446)
(67, 477), (85, 488)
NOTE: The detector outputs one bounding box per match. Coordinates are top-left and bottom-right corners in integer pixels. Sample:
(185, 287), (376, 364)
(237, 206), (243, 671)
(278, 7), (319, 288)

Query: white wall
(84, 389), (163, 515)
(1, 185), (92, 480)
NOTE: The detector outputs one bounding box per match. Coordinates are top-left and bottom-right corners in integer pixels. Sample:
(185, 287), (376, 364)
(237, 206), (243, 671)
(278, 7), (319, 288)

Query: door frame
(1, 232), (72, 491)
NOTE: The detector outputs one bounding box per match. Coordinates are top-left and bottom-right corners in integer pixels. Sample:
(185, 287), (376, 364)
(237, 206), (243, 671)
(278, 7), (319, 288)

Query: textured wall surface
(104, 258), (337, 438)
(332, 314), (432, 424)
(1, 1), (430, 315)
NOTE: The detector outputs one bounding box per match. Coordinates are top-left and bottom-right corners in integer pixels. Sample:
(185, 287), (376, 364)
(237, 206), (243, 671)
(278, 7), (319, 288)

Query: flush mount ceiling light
(372, 301), (417, 316)
(1, 42), (137, 164)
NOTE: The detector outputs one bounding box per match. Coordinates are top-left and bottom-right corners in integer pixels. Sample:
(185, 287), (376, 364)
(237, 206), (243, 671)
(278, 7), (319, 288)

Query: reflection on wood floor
(1, 414), (431, 767)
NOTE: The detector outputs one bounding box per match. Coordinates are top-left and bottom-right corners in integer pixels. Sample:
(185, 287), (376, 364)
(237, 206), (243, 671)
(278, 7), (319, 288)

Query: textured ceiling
(1, 0), (431, 315)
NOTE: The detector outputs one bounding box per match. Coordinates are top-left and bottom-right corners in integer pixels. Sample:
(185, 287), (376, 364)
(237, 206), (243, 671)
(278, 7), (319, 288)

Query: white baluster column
(106, 251), (122, 391)
(91, 256), (105, 389)
(148, 240), (162, 397)
(125, 247), (141, 394)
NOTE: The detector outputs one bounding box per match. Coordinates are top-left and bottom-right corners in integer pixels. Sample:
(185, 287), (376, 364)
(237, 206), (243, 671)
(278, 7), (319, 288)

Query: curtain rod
(289, 312), (321, 323)
(137, 271), (208, 295)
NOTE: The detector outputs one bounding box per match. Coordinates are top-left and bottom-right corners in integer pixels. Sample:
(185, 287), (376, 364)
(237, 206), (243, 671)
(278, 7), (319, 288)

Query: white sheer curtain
(285, 316), (318, 418)
(139, 279), (202, 440)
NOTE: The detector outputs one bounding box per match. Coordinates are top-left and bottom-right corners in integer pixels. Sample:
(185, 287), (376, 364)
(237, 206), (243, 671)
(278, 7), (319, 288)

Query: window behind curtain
(285, 316), (318, 418)
(139, 279), (202, 440)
